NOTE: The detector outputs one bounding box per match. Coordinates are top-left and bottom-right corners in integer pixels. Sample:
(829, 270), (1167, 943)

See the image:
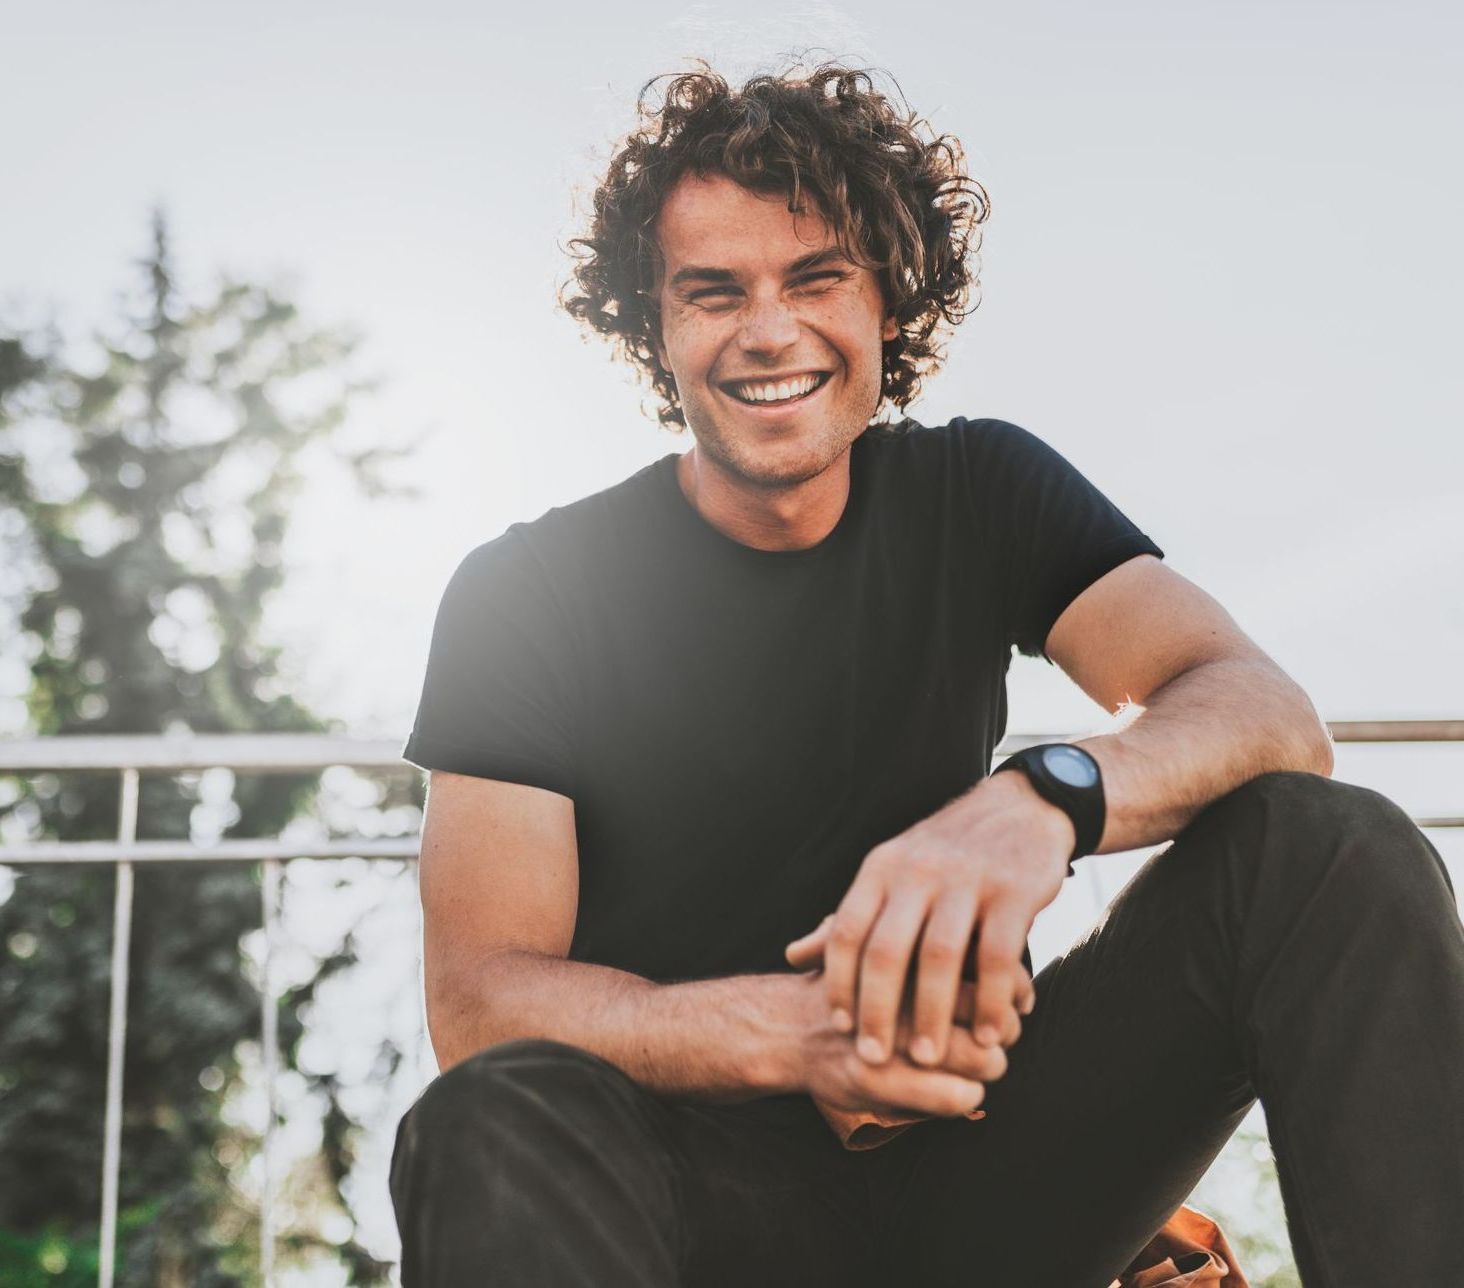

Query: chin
(712, 433), (841, 490)
(686, 409), (858, 491)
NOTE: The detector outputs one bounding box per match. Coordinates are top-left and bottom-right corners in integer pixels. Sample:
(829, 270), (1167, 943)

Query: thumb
(785, 914), (833, 966)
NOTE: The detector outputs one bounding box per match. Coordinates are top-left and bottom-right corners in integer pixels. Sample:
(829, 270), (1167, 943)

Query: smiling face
(652, 172), (899, 491)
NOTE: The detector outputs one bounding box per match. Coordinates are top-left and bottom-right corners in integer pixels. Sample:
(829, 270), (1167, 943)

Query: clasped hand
(785, 774), (1073, 1086)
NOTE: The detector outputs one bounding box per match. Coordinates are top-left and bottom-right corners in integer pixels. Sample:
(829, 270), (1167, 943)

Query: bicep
(418, 770), (579, 989)
(1044, 554), (1269, 712)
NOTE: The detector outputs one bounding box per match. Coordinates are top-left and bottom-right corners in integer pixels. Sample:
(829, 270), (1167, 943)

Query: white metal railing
(0, 734), (418, 1288)
(0, 722), (1460, 1286)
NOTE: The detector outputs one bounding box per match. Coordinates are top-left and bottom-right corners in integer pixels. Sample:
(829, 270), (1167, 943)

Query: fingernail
(910, 1036), (936, 1065)
(976, 1025), (999, 1046)
(857, 1034), (886, 1063)
(830, 1007), (853, 1033)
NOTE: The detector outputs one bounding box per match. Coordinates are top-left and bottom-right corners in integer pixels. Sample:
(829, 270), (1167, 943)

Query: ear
(881, 313), (899, 343)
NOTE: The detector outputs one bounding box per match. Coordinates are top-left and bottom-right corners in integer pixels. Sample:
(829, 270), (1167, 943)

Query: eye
(793, 271), (845, 290)
(687, 286), (740, 304)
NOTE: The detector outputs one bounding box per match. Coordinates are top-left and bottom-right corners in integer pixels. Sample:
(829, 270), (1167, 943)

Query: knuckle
(918, 936), (962, 966)
(976, 942), (1013, 971)
(866, 842), (900, 870)
(903, 849), (945, 880)
(863, 940), (905, 970)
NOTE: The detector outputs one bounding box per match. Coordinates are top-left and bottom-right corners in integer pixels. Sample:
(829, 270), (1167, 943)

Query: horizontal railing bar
(1, 838), (420, 864)
(1323, 720), (1464, 744)
(0, 721), (1459, 776)
(0, 733), (416, 773)
(4, 818), (1462, 869)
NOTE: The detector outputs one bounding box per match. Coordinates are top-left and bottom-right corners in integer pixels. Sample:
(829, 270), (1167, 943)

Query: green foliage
(0, 210), (421, 1283)
(0, 1203), (157, 1287)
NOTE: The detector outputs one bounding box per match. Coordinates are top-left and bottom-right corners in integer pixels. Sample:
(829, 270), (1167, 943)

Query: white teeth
(732, 374), (821, 404)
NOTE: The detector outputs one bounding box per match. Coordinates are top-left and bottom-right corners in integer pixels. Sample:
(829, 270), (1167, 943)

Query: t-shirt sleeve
(976, 419), (1165, 664)
(401, 533), (578, 797)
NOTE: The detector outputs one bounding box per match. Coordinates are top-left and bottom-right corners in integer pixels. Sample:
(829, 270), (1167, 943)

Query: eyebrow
(667, 247), (850, 289)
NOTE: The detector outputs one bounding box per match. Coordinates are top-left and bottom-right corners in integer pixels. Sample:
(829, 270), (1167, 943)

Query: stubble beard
(680, 377), (877, 495)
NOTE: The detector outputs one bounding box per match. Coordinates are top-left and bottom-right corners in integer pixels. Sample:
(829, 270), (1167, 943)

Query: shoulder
(863, 414), (1043, 460)
(447, 455), (672, 597)
(860, 415), (1056, 496)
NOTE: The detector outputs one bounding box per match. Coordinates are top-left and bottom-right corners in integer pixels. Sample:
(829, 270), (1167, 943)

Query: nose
(738, 294), (800, 357)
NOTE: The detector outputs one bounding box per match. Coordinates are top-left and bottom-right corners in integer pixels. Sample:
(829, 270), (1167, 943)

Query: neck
(675, 445), (853, 552)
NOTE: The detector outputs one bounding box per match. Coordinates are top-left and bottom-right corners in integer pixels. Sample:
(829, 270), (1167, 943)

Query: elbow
(424, 946), (546, 1074)
(423, 954), (501, 1074)
(1311, 726), (1336, 779)
(1290, 705), (1335, 779)
(424, 978), (474, 1075)
(1277, 674), (1333, 779)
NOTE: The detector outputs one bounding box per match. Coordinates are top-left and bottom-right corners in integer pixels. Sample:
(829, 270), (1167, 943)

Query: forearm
(427, 950), (801, 1103)
(1071, 654), (1334, 853)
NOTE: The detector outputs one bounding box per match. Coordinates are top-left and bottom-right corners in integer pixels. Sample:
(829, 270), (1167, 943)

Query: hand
(782, 969), (1003, 1119)
(785, 916), (1025, 1088)
(787, 773), (1071, 1070)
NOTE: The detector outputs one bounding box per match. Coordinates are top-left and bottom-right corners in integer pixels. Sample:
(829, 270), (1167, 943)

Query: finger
(1016, 968), (1037, 1017)
(824, 880), (888, 1036)
(908, 891), (978, 1066)
(941, 1021), (1010, 1084)
(970, 904), (1029, 1048)
(784, 914), (833, 969)
(857, 1059), (987, 1120)
(854, 889), (932, 1065)
(893, 995), (1008, 1084)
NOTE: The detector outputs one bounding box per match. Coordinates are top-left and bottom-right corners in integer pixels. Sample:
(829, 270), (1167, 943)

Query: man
(390, 63), (1464, 1286)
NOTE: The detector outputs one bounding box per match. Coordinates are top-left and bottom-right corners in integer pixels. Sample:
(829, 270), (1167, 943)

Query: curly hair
(559, 60), (990, 429)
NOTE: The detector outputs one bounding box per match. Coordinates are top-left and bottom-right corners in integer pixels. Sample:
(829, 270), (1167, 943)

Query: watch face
(1042, 745), (1099, 788)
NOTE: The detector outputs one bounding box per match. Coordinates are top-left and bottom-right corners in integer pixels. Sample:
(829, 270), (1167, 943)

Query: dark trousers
(389, 771), (1464, 1286)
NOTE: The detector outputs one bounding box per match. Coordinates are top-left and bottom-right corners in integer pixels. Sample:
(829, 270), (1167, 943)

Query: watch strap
(990, 743), (1106, 875)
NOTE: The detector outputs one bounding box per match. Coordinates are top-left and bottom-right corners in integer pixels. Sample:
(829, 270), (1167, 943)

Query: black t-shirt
(403, 416), (1164, 985)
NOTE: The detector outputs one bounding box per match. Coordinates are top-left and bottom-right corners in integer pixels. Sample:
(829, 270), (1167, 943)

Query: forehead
(654, 172), (835, 272)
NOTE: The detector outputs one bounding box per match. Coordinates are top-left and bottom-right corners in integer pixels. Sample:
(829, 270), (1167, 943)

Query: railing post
(98, 767), (139, 1288)
(260, 856), (282, 1287)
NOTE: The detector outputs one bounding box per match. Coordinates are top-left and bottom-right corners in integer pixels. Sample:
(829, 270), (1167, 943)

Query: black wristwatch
(989, 743), (1106, 876)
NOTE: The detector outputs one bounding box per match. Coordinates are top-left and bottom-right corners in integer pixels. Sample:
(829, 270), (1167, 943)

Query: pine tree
(0, 210), (423, 1284)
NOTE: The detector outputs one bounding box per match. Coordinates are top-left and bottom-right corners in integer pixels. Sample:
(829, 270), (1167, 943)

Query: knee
(1209, 771), (1453, 912)
(401, 1038), (633, 1150)
(1221, 769), (1410, 834)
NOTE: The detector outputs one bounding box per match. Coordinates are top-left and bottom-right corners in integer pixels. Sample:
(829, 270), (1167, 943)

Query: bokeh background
(2, 1), (1460, 1283)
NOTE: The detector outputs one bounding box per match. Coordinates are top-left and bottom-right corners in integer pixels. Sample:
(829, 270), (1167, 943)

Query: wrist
(753, 971), (824, 1095)
(981, 769), (1077, 866)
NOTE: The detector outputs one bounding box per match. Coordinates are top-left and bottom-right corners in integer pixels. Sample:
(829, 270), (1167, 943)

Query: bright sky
(5, 2), (1462, 1268)
(6, 0), (1459, 817)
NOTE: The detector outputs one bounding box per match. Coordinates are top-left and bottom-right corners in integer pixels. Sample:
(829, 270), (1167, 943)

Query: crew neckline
(655, 433), (871, 561)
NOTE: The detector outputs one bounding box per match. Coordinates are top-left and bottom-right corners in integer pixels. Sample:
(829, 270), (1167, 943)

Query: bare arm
(1070, 653), (1334, 854)
(418, 769), (996, 1115)
(1046, 554), (1334, 853)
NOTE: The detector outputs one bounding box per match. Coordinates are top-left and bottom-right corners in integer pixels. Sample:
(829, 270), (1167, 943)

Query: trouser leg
(389, 1038), (684, 1287)
(389, 1035), (885, 1288)
(867, 770), (1464, 1287)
